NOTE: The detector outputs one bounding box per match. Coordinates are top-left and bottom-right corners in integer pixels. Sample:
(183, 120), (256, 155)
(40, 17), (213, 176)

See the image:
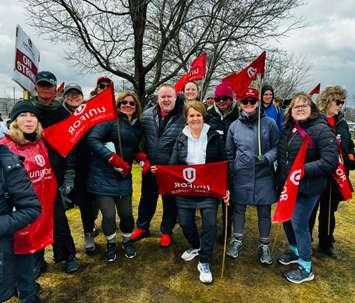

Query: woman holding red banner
(277, 92), (338, 284)
(309, 86), (355, 258)
(0, 101), (57, 302)
(225, 87), (279, 265)
(169, 101), (229, 284)
(87, 91), (150, 262)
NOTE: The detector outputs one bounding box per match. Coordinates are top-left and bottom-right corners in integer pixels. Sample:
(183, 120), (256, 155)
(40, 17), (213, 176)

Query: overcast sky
(0, 0), (354, 106)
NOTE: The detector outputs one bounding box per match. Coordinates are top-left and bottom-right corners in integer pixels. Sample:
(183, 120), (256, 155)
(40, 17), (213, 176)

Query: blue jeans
(283, 195), (319, 261)
(178, 205), (217, 263)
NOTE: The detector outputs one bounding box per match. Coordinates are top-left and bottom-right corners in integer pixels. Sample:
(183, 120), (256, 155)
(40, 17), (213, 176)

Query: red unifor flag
(272, 135), (311, 223)
(156, 161), (228, 198)
(43, 86), (117, 157)
(332, 150), (353, 201)
(309, 83), (320, 96)
(175, 52), (207, 93)
(222, 51), (266, 99)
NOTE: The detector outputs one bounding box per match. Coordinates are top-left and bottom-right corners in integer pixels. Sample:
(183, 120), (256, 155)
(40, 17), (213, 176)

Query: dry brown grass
(7, 169), (355, 303)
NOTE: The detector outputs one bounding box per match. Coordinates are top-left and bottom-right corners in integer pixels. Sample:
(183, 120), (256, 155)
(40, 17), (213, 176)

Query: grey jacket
(226, 111), (279, 205)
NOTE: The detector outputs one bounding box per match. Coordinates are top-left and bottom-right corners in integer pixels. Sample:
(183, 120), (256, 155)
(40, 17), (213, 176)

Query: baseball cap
(35, 71), (57, 86)
(64, 83), (83, 96)
(240, 87), (259, 101)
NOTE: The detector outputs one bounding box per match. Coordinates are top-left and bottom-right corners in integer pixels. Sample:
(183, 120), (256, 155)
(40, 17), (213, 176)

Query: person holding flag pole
(226, 87), (279, 265)
(275, 92), (338, 284)
(309, 85), (354, 258)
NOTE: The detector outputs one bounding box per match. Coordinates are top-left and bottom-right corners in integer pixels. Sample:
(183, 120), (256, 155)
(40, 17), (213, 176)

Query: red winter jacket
(0, 135), (57, 254)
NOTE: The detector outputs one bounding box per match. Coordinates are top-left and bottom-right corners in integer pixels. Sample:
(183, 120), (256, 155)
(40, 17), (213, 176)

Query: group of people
(0, 70), (354, 302)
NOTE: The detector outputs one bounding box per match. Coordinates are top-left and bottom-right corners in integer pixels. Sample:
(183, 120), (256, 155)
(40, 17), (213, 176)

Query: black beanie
(10, 101), (40, 122)
(261, 84), (274, 101)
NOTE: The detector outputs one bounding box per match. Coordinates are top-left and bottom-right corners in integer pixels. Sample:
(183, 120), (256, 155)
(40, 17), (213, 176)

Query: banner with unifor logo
(43, 86), (117, 157)
(156, 161), (228, 198)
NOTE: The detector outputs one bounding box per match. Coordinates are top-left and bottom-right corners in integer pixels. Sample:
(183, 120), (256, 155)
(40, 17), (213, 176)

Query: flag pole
(328, 184), (332, 235)
(220, 204), (228, 278)
(257, 75), (263, 156)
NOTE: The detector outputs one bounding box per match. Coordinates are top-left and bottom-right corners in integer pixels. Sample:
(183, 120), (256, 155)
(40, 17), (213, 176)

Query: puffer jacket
(277, 115), (338, 198)
(0, 145), (41, 302)
(142, 103), (185, 165)
(206, 102), (239, 142)
(226, 110), (279, 205)
(86, 112), (143, 196)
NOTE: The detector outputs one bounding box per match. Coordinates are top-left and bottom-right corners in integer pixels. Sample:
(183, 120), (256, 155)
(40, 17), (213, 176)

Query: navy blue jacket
(0, 145), (41, 302)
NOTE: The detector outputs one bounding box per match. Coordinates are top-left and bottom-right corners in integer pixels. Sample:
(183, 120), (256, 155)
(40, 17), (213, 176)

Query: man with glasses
(206, 82), (239, 243)
(30, 71), (79, 274)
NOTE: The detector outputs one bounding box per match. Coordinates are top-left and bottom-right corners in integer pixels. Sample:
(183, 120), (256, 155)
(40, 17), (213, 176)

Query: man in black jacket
(131, 84), (185, 247)
(30, 71), (79, 273)
(0, 145), (41, 303)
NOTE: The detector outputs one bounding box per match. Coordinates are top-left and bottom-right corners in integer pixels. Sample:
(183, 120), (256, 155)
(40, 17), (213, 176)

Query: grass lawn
(8, 168), (355, 303)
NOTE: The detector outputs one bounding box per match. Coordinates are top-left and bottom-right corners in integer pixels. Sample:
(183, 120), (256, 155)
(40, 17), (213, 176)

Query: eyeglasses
(120, 100), (136, 106)
(98, 83), (111, 90)
(292, 104), (310, 110)
(215, 96), (231, 103)
(335, 100), (345, 106)
(240, 99), (257, 105)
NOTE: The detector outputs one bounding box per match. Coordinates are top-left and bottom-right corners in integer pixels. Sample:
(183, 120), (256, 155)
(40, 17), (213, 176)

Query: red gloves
(108, 153), (131, 175)
(135, 151), (151, 174)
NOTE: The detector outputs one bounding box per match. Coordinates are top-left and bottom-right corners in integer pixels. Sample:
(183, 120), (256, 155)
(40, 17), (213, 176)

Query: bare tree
(25, 0), (303, 102)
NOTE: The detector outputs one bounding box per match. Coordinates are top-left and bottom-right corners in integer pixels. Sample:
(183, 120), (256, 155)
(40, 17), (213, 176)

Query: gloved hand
(108, 153), (131, 175)
(59, 169), (75, 195)
(255, 155), (268, 166)
(135, 151), (151, 174)
(59, 187), (74, 210)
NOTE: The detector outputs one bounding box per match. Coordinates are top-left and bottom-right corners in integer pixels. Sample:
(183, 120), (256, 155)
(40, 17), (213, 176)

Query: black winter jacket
(206, 103), (239, 142)
(0, 145), (41, 302)
(86, 113), (143, 196)
(142, 104), (185, 165)
(277, 115), (338, 198)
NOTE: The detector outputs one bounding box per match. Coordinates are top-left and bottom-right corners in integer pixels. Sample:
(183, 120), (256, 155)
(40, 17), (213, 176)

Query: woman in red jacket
(0, 101), (57, 302)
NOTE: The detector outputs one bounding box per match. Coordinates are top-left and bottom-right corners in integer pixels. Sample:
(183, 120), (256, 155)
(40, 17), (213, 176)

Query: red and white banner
(12, 25), (40, 94)
(272, 137), (310, 223)
(175, 53), (207, 93)
(309, 83), (320, 96)
(332, 156), (353, 201)
(222, 51), (266, 99)
(43, 86), (117, 157)
(156, 161), (228, 198)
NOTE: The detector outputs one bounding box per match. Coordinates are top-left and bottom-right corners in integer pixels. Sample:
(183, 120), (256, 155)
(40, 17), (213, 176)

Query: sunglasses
(240, 99), (257, 105)
(98, 83), (111, 89)
(120, 100), (136, 106)
(335, 100), (344, 106)
(215, 96), (231, 103)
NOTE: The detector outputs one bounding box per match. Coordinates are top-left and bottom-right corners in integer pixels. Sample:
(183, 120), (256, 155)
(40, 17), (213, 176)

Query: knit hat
(10, 101), (40, 122)
(214, 82), (234, 99)
(240, 87), (259, 101)
(261, 84), (274, 100)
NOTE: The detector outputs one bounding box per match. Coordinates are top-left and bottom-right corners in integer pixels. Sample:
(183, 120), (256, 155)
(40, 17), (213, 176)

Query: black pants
(178, 205), (217, 263)
(309, 185), (339, 249)
(77, 192), (97, 234)
(15, 254), (37, 303)
(232, 204), (271, 243)
(96, 195), (134, 236)
(53, 193), (76, 262)
(136, 172), (177, 234)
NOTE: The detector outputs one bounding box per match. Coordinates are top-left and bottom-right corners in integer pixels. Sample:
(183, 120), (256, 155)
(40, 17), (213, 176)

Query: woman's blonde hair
(316, 85), (347, 113)
(184, 101), (206, 121)
(116, 91), (142, 120)
(8, 118), (43, 145)
(284, 92), (319, 126)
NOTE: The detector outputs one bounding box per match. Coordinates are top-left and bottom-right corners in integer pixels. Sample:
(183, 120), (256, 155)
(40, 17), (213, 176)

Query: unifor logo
(74, 104), (87, 116)
(247, 67), (257, 78)
(182, 167), (196, 183)
(34, 154), (45, 167)
(290, 169), (302, 185)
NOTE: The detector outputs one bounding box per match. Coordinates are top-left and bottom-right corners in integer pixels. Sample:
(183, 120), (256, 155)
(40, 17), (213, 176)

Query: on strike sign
(12, 25), (40, 93)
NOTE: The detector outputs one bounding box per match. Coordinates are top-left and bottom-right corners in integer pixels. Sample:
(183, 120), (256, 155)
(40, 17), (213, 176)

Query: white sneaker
(181, 248), (200, 261)
(197, 262), (213, 284)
